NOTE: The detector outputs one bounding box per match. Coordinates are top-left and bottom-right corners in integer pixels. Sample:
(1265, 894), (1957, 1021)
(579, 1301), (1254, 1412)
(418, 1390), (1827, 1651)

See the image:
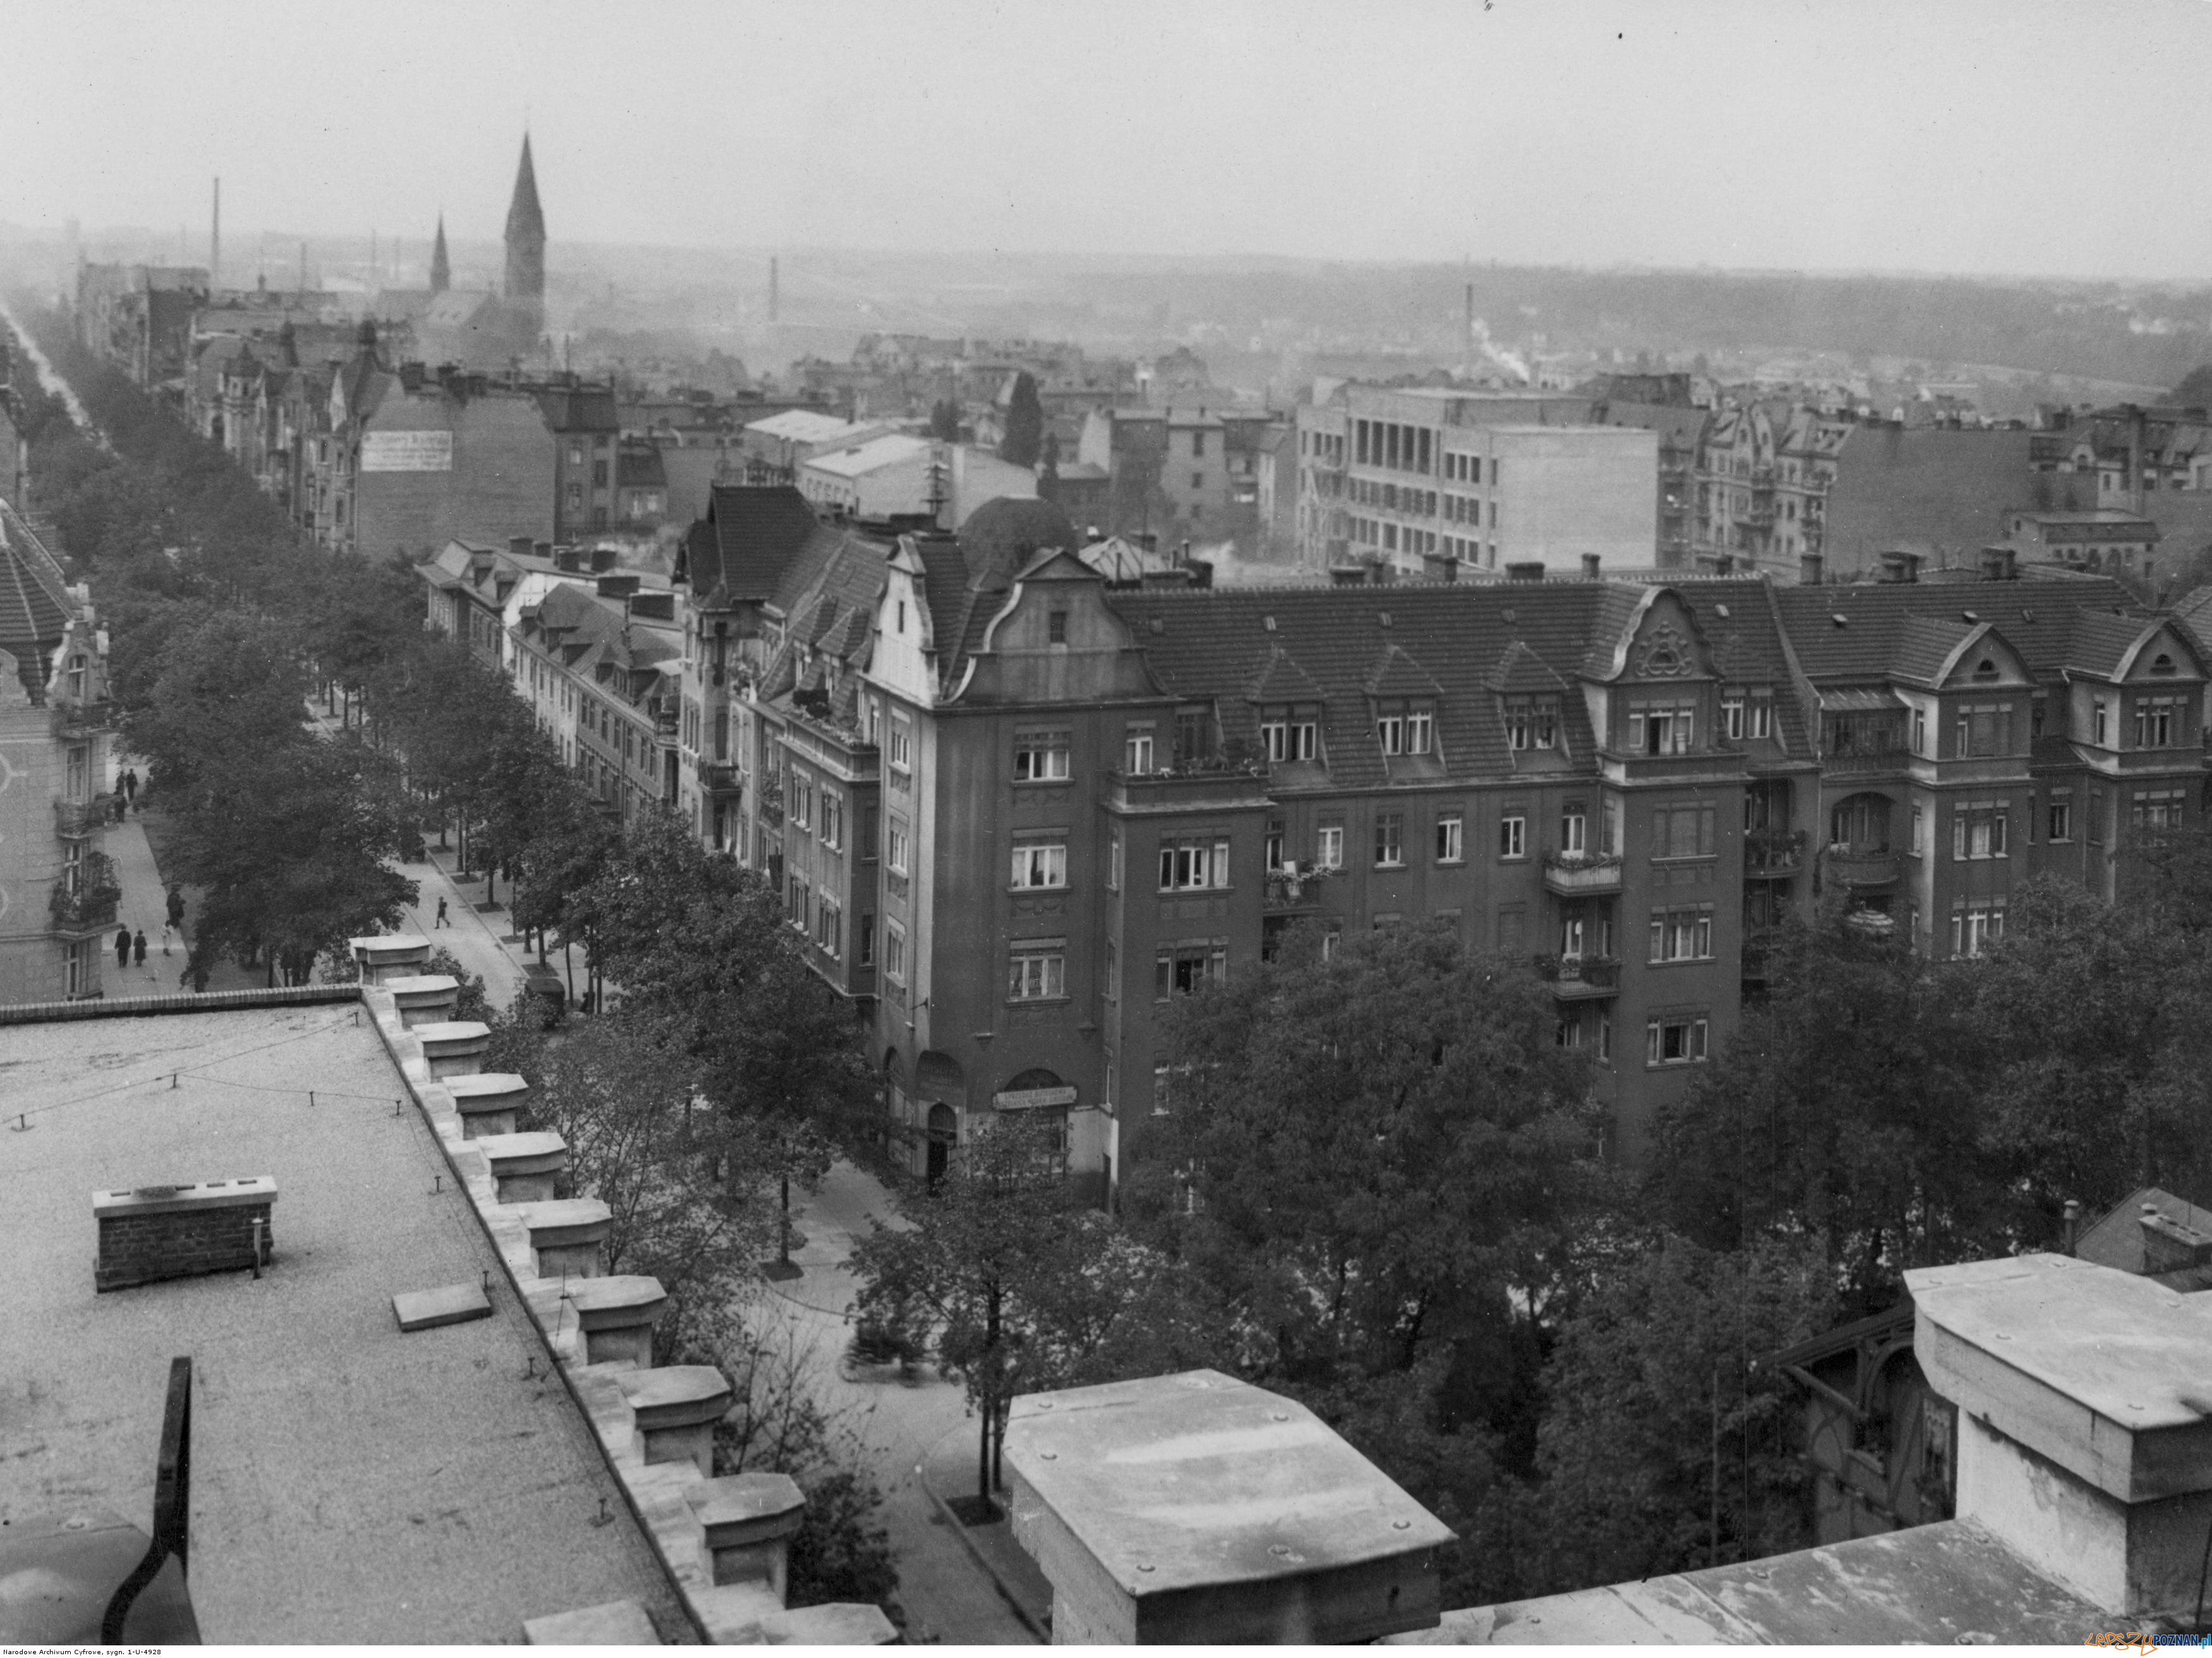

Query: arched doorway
(925, 1104), (957, 1187)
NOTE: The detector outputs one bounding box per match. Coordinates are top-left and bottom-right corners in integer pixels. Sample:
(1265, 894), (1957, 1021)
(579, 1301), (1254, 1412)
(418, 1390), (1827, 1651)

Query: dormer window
(1376, 699), (1434, 756)
(1259, 705), (1320, 763)
(2151, 652), (2177, 677)
(1972, 657), (1998, 681)
(1048, 609), (1068, 644)
(1504, 697), (1558, 752)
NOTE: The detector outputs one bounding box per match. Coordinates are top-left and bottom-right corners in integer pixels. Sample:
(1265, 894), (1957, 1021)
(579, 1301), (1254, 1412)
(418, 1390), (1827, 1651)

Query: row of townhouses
(423, 483), (2212, 1207)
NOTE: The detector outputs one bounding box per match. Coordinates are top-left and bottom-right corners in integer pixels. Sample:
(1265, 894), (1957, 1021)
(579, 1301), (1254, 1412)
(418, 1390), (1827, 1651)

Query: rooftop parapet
(1003, 1368), (1454, 1643)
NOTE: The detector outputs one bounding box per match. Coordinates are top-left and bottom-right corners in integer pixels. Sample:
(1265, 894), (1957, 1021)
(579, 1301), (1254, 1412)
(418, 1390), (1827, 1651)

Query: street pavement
(762, 1161), (1050, 1643)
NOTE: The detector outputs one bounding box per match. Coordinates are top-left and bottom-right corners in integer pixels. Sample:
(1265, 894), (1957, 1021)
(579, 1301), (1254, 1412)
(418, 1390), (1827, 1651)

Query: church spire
(504, 133), (545, 291)
(429, 213), (450, 294)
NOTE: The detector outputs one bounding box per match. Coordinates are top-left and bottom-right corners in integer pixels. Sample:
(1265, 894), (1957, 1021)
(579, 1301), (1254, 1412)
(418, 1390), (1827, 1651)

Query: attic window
(1715, 604), (1730, 619)
(1263, 616), (1277, 632)
(1048, 610), (1067, 644)
(1960, 611), (1979, 624)
(1149, 617), (1165, 635)
(2151, 652), (2178, 677)
(1831, 614), (1849, 628)
(1972, 658), (1998, 681)
(1378, 611), (1394, 628)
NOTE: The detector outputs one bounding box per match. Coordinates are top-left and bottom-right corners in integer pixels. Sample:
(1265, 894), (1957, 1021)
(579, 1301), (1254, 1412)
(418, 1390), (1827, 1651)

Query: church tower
(503, 133), (546, 339)
(429, 213), (451, 294)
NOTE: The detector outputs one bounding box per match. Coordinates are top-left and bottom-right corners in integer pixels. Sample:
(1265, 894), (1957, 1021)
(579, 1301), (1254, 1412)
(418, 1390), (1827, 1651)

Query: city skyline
(9, 0), (2212, 282)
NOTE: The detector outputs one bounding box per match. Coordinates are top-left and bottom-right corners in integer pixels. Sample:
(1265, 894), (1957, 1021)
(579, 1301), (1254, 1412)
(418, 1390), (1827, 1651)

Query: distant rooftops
(802, 432), (933, 480)
(743, 409), (878, 445)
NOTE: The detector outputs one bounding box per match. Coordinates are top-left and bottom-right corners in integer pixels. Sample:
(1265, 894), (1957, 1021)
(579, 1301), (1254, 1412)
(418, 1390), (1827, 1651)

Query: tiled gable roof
(1771, 577), (2139, 681)
(1892, 615), (1978, 685)
(693, 485), (820, 605)
(2061, 610), (2164, 679)
(1364, 643), (1445, 698)
(1246, 646), (1325, 703)
(1108, 583), (1617, 789)
(1485, 639), (1569, 695)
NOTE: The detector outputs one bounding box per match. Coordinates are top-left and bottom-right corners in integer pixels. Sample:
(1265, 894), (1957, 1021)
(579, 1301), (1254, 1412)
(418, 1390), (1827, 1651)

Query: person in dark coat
(114, 926), (131, 969)
(132, 929), (147, 966)
(121, 768), (138, 806)
(166, 887), (186, 929)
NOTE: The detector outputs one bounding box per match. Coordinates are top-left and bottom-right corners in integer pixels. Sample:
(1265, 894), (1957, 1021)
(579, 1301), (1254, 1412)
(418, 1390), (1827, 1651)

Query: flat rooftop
(0, 1005), (688, 1643)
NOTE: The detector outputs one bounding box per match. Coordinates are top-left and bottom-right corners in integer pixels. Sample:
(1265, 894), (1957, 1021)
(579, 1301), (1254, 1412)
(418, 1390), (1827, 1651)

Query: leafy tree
(1145, 920), (1597, 1379)
(997, 371), (1043, 468)
(852, 1111), (1222, 1503)
(927, 398), (961, 442)
(1516, 1230), (1838, 1595)
(1972, 873), (2212, 1214)
(125, 610), (313, 802)
(165, 734), (419, 984)
(514, 1007), (777, 1358)
(580, 812), (870, 1240)
(1650, 904), (1995, 1310)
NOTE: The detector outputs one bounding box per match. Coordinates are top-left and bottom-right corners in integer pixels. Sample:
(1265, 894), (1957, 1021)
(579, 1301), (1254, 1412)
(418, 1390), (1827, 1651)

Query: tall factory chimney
(1464, 282), (1474, 376)
(770, 255), (780, 323)
(211, 178), (221, 289)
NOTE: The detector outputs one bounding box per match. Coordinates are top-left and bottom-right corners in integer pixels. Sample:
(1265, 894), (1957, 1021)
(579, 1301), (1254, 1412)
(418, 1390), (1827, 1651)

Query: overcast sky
(8, 0), (2208, 280)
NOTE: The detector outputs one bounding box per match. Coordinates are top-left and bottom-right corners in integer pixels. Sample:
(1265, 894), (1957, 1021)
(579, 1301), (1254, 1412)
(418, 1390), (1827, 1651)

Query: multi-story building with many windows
(843, 552), (2204, 1202)
(1294, 385), (1657, 579)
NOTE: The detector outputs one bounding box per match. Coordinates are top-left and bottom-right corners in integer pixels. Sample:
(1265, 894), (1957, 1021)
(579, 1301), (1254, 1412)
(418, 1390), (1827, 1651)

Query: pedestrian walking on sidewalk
(121, 768), (138, 807)
(434, 895), (449, 929)
(160, 922), (173, 956)
(132, 929), (147, 967)
(114, 926), (131, 969)
(166, 886), (186, 930)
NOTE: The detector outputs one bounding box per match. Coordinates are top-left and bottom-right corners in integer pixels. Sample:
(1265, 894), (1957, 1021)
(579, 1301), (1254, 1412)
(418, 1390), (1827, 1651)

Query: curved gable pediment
(1602, 590), (1716, 684)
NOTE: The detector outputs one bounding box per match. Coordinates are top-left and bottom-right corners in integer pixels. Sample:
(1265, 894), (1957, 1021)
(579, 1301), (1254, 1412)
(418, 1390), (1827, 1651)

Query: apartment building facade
(1293, 385), (1657, 579)
(839, 552), (2205, 1204)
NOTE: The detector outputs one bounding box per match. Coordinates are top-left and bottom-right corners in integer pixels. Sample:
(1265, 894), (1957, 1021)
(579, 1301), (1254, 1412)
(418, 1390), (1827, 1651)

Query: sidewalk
(756, 1161), (1043, 1644)
(103, 805), (258, 993)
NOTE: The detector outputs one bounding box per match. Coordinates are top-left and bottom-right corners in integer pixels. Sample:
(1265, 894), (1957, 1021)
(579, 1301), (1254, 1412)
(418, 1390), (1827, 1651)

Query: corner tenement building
(813, 547), (2206, 1193)
(446, 481), (2212, 1202)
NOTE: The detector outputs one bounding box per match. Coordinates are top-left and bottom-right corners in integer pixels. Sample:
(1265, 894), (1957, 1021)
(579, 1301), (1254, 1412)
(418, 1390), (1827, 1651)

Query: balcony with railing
(1263, 862), (1336, 911)
(55, 795), (115, 838)
(1541, 852), (1623, 895)
(755, 779), (784, 828)
(1825, 845), (1900, 887)
(1104, 759), (1270, 816)
(51, 696), (114, 740)
(1744, 827), (1806, 876)
(51, 850), (121, 937)
(1535, 953), (1621, 1000)
(696, 757), (739, 792)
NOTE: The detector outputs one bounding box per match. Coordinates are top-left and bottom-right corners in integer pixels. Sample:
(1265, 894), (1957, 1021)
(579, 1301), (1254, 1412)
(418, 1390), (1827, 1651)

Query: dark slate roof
(1108, 583), (1621, 790)
(0, 531), (75, 660)
(1770, 577), (2140, 682)
(1247, 646), (1325, 703)
(758, 527), (892, 728)
(1892, 615), (1978, 686)
(686, 486), (820, 605)
(535, 387), (619, 433)
(1485, 639), (1569, 694)
(2061, 610), (2163, 678)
